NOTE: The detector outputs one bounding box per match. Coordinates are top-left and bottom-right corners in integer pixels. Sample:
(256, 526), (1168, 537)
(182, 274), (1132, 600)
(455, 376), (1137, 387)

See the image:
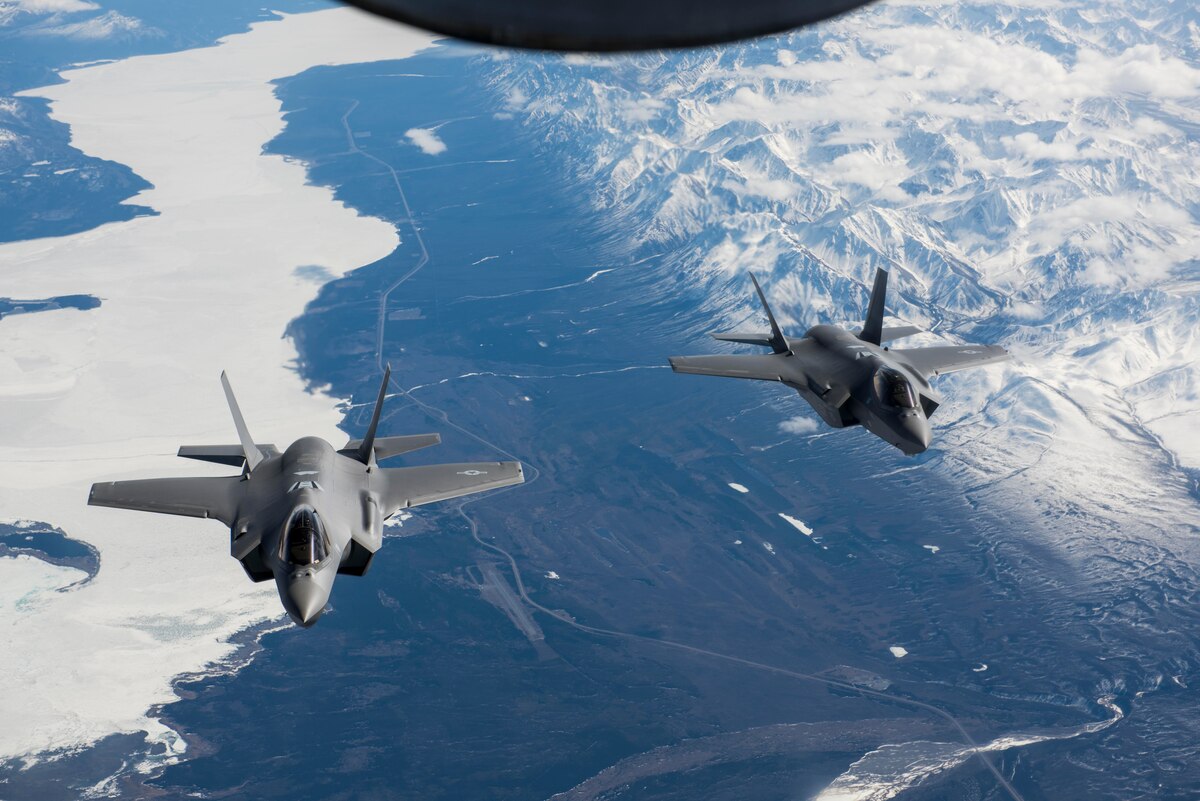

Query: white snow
(778, 513), (814, 537)
(0, 555), (87, 615)
(727, 482), (749, 493)
(889, 646), (908, 658)
(0, 8), (433, 766)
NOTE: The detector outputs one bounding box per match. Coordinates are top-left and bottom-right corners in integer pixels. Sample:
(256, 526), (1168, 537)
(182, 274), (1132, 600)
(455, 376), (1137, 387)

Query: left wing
(381, 462), (524, 514)
(88, 476), (243, 525)
(669, 354), (793, 382)
(891, 345), (1010, 377)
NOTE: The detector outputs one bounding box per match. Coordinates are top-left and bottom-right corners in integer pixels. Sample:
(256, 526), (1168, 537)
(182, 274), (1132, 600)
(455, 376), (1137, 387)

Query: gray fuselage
(786, 325), (935, 455)
(230, 436), (385, 626)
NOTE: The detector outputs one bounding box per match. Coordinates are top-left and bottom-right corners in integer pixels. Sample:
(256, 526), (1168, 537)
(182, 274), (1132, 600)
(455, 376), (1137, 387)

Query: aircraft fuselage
(228, 436), (386, 626)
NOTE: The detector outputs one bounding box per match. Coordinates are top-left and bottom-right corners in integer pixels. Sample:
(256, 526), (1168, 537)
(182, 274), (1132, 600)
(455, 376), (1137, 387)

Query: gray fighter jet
(670, 269), (1010, 455)
(88, 367), (523, 626)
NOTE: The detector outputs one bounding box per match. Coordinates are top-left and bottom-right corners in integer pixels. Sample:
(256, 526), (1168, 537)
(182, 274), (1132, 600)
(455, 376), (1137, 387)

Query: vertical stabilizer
(749, 272), (790, 355)
(356, 365), (392, 465)
(220, 372), (265, 472)
(858, 268), (888, 346)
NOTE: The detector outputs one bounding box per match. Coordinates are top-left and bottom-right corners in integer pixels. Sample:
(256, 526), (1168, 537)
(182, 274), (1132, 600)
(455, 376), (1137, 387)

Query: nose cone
(897, 412), (932, 455)
(283, 578), (329, 628)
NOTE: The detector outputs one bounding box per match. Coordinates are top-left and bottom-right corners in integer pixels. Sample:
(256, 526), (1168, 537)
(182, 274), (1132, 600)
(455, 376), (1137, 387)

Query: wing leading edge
(668, 354), (792, 382)
(88, 476), (243, 525)
(382, 461), (524, 514)
(892, 344), (1010, 377)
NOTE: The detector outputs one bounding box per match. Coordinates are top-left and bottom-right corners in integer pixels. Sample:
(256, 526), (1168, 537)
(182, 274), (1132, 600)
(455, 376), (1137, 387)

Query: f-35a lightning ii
(89, 367), (524, 626)
(670, 269), (1010, 455)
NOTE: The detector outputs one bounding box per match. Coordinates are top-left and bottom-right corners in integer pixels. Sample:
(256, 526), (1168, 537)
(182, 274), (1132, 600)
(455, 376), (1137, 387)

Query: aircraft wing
(892, 345), (1010, 377)
(381, 462), (524, 513)
(88, 476), (243, 525)
(668, 354), (792, 382)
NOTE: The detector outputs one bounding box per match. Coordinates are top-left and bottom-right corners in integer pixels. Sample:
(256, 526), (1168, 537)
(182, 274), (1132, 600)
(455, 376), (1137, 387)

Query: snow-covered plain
(0, 8), (431, 766)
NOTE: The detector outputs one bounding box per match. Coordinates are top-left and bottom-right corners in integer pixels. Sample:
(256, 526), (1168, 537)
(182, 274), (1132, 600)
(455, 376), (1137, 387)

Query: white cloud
(619, 96), (665, 123)
(27, 10), (149, 40)
(7, 0), (97, 12)
(779, 416), (819, 435)
(405, 127), (446, 155)
(1001, 132), (1098, 163)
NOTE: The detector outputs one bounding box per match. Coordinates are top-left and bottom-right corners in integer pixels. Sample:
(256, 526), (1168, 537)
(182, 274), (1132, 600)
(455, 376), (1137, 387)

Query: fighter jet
(88, 367), (524, 626)
(669, 269), (1010, 455)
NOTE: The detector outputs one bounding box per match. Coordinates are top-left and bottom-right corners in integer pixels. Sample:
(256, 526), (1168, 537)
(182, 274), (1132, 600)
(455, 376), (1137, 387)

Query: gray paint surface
(88, 367), (523, 627)
(670, 269), (1010, 455)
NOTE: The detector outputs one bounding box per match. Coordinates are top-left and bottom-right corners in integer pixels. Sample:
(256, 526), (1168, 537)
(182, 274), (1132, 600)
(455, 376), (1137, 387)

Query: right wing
(892, 344), (1010, 377)
(88, 476), (243, 525)
(381, 461), (524, 514)
(668, 354), (792, 382)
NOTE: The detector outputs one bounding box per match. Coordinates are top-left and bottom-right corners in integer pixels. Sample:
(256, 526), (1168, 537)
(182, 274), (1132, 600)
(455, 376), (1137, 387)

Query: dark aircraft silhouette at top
(338, 0), (877, 51)
(88, 367), (523, 626)
(670, 269), (1010, 455)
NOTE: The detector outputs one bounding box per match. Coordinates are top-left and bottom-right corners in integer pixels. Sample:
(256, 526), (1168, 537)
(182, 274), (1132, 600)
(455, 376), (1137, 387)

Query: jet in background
(89, 367), (523, 626)
(670, 269), (1010, 455)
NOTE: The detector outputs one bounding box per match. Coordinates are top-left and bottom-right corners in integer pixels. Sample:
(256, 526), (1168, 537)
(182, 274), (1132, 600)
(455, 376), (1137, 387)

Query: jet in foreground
(670, 269), (1010, 455)
(89, 367), (523, 626)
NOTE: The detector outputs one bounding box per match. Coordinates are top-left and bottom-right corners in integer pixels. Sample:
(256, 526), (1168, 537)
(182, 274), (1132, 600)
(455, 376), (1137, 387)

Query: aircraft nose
(898, 412), (931, 455)
(285, 579), (327, 627)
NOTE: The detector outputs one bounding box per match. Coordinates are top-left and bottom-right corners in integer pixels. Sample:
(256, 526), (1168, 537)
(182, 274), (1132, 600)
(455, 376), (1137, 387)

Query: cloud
(1001, 132), (1098, 163)
(7, 0), (97, 12)
(404, 127), (446, 155)
(26, 10), (149, 39)
(780, 416), (819, 435)
(724, 176), (803, 202)
(619, 96), (666, 124)
(706, 26), (1200, 148)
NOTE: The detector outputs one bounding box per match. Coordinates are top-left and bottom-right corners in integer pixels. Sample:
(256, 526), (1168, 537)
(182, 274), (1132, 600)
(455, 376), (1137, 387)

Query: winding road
(338, 98), (1035, 801)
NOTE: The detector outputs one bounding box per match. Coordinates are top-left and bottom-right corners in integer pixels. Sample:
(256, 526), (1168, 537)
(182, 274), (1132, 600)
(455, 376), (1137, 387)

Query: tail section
(858, 268), (888, 346)
(747, 272), (790, 355)
(352, 365), (391, 465)
(220, 372), (265, 472)
(343, 433), (441, 462)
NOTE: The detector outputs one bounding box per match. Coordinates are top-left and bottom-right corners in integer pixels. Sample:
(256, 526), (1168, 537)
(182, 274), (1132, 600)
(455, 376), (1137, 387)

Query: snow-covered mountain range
(484, 0), (1200, 565)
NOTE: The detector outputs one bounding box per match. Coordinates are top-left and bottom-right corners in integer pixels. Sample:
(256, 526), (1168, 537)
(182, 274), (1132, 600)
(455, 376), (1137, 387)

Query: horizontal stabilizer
(89, 476), (242, 525)
(880, 325), (922, 341)
(341, 433), (441, 462)
(892, 344), (1010, 377)
(710, 331), (776, 347)
(669, 353), (791, 382)
(179, 444), (279, 467)
(382, 461), (524, 514)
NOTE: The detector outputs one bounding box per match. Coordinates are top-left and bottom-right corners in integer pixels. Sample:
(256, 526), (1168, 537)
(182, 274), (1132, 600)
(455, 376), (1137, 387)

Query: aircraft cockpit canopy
(879, 368), (918, 409)
(282, 506), (329, 566)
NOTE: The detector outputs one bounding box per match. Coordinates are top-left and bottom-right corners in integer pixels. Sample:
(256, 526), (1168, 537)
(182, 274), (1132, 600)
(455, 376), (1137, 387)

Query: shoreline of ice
(0, 8), (433, 766)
